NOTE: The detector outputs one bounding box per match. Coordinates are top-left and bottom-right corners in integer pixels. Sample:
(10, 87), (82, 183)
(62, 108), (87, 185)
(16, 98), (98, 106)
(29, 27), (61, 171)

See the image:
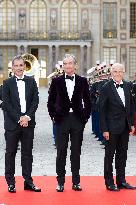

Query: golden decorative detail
(22, 53), (37, 72)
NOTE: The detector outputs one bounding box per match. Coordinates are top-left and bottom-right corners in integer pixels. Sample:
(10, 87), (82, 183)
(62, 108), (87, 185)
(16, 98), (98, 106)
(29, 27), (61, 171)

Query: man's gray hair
(12, 55), (25, 66)
(62, 54), (77, 64)
(111, 63), (125, 72)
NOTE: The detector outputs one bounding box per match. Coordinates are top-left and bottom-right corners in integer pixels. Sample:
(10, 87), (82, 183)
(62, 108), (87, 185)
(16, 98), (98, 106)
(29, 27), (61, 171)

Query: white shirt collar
(65, 73), (75, 78)
(112, 78), (123, 85)
(15, 74), (25, 80)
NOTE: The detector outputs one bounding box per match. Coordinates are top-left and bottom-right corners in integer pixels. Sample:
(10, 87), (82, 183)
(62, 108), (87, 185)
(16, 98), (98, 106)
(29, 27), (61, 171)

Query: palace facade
(0, 0), (136, 84)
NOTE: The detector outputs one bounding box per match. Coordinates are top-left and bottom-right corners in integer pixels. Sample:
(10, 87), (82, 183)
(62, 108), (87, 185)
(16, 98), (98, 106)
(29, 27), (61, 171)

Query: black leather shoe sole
(24, 187), (41, 192)
(106, 185), (120, 192)
(56, 185), (64, 192)
(117, 184), (136, 190)
(8, 185), (16, 193)
(72, 185), (82, 191)
(24, 184), (41, 192)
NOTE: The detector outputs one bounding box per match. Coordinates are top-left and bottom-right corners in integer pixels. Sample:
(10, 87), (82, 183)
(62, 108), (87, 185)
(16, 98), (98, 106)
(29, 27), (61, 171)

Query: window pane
(0, 48), (3, 70)
(103, 3), (117, 38)
(30, 0), (47, 32)
(0, 46), (16, 71)
(130, 3), (136, 38)
(129, 47), (136, 76)
(0, 0), (16, 33)
(61, 0), (78, 32)
(103, 47), (117, 64)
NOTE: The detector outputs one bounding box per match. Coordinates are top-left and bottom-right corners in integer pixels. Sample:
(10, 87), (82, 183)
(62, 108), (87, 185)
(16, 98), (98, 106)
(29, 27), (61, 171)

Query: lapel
(11, 76), (20, 104)
(59, 74), (70, 101)
(110, 79), (125, 107)
(12, 75), (30, 103)
(122, 80), (129, 109)
(24, 75), (29, 101)
(71, 74), (81, 101)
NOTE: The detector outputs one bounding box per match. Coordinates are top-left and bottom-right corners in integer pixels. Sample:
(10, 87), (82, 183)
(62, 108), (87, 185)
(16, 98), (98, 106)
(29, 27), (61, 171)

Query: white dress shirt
(65, 73), (75, 112)
(114, 80), (125, 106)
(16, 75), (26, 113)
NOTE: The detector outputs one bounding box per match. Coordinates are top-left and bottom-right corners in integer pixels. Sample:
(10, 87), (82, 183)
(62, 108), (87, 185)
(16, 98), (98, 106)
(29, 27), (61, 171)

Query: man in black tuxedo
(99, 63), (136, 191)
(47, 54), (91, 192)
(2, 55), (41, 193)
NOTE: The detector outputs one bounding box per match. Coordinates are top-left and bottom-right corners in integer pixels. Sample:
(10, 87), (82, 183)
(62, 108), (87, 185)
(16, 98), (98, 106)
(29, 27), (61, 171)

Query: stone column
(87, 45), (91, 73)
(47, 45), (53, 76)
(55, 45), (59, 63)
(80, 45), (91, 76)
(80, 45), (84, 76)
(120, 46), (127, 74)
(52, 45), (56, 70)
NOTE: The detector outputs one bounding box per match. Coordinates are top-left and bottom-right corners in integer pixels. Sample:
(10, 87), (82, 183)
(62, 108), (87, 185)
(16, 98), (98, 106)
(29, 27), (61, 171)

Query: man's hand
(129, 126), (135, 135)
(103, 132), (110, 140)
(19, 116), (29, 127)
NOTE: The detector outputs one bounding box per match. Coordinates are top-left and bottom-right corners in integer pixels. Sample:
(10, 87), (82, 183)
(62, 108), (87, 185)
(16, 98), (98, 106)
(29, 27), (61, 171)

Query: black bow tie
(115, 83), (123, 89)
(65, 75), (74, 81)
(16, 78), (25, 81)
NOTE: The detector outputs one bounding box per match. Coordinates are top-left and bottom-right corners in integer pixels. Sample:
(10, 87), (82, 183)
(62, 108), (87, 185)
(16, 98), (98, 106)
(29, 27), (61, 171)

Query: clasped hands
(19, 116), (29, 127)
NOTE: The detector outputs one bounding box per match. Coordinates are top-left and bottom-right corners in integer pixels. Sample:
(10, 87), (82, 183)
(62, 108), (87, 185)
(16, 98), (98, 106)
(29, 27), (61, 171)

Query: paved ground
(0, 88), (136, 177)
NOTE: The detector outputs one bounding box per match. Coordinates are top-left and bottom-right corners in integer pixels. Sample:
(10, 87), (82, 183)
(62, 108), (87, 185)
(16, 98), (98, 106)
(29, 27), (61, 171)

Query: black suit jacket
(2, 75), (39, 130)
(90, 81), (99, 112)
(90, 79), (109, 112)
(99, 79), (134, 134)
(47, 74), (91, 123)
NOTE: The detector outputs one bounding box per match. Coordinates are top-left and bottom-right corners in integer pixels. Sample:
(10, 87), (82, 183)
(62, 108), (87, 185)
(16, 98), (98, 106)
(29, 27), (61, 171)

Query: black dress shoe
(24, 182), (41, 192)
(56, 184), (64, 192)
(8, 185), (16, 193)
(117, 182), (136, 190)
(94, 135), (98, 138)
(72, 184), (82, 191)
(100, 141), (106, 146)
(106, 184), (120, 192)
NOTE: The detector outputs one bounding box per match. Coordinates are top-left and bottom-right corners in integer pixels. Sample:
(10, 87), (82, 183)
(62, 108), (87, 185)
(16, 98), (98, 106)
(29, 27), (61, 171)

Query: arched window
(103, 3), (117, 38)
(30, 0), (47, 32)
(61, 0), (78, 32)
(0, 0), (16, 33)
(129, 47), (136, 76)
(130, 2), (136, 38)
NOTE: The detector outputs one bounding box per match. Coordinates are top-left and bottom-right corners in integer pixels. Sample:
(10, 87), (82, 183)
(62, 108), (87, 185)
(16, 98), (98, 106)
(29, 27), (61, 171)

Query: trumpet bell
(25, 61), (31, 71)
(22, 53), (37, 72)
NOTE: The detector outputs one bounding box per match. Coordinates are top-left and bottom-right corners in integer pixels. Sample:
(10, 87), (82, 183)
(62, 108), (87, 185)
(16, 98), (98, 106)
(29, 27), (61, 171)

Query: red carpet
(0, 176), (136, 205)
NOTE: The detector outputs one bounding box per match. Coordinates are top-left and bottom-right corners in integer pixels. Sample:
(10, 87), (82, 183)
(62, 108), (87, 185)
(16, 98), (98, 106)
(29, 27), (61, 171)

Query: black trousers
(104, 127), (129, 186)
(56, 113), (85, 185)
(5, 126), (34, 185)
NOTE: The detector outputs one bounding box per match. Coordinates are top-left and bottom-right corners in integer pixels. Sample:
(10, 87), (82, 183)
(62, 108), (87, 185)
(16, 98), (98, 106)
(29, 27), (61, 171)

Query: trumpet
(22, 53), (39, 76)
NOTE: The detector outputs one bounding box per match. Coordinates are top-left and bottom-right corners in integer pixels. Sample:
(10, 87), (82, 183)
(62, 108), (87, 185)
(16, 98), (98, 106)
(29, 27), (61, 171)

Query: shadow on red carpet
(0, 176), (136, 205)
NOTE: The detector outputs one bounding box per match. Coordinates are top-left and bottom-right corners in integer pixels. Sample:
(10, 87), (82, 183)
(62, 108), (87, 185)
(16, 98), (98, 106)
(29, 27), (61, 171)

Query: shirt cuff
(25, 115), (31, 121)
